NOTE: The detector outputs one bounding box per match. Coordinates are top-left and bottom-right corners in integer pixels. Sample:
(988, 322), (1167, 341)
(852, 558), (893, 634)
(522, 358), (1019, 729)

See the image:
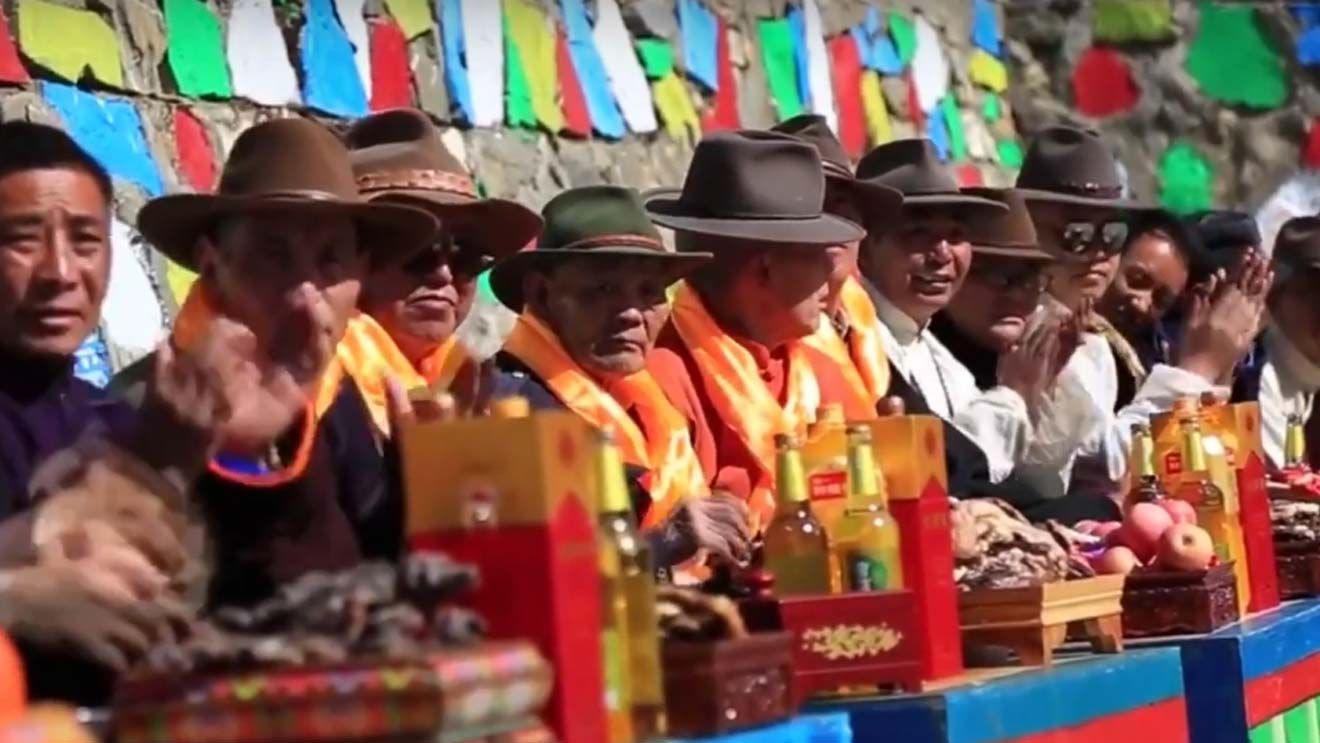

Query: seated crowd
(0, 108), (1300, 703)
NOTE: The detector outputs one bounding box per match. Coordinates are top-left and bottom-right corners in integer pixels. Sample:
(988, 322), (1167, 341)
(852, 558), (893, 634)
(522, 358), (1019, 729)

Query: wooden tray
(662, 632), (794, 738)
(958, 575), (1126, 666)
(1275, 540), (1320, 599)
(1122, 562), (1240, 637)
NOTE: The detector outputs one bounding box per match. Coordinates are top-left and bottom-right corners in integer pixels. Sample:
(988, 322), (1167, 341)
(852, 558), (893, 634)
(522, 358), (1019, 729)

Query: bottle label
(601, 629), (627, 712)
(847, 552), (898, 591)
(809, 470), (848, 501)
(1164, 451), (1184, 476)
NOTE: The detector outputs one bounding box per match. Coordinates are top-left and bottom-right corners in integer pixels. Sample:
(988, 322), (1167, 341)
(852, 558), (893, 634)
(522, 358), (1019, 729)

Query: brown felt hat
(138, 117), (437, 272)
(1272, 215), (1320, 286)
(855, 138), (1008, 214)
(643, 130), (865, 245)
(490, 186), (711, 311)
(770, 113), (902, 218)
(346, 108), (542, 260)
(962, 188), (1053, 261)
(1015, 126), (1151, 211)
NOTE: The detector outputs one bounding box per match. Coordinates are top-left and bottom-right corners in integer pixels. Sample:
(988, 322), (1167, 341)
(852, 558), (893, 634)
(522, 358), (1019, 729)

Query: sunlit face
(1032, 202), (1124, 310)
(525, 256), (674, 378)
(1273, 268), (1320, 368)
(0, 168), (110, 360)
(861, 207), (972, 324)
(944, 255), (1052, 351)
(1097, 229), (1189, 342)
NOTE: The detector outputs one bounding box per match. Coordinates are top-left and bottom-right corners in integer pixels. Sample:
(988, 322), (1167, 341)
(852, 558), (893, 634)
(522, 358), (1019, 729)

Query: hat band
(676, 196), (819, 221)
(557, 234), (666, 252)
(357, 169), (478, 198)
(1024, 180), (1122, 199)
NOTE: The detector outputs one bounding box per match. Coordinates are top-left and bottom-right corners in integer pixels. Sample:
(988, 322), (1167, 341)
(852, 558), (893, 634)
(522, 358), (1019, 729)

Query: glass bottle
(594, 429), (666, 741)
(831, 426), (904, 591)
(1286, 413), (1307, 470)
(762, 433), (833, 596)
(1173, 417), (1230, 563)
(1124, 422), (1168, 512)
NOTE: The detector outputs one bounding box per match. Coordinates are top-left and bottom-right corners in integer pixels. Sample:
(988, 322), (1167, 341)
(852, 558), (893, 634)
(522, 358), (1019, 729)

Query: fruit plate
(1275, 540), (1320, 599)
(957, 574), (1126, 666)
(661, 631), (795, 738)
(1122, 562), (1240, 637)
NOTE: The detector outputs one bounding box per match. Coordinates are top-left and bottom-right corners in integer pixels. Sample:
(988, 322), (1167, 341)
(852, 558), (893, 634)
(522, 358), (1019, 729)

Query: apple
(1157, 524), (1215, 572)
(1119, 503), (1174, 562)
(1092, 546), (1140, 575)
(1158, 499), (1198, 526)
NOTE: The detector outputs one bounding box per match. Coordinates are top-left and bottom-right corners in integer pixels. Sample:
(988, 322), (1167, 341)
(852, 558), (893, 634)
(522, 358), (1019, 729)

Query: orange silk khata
(835, 275), (890, 401)
(669, 282), (819, 526)
(503, 313), (710, 527)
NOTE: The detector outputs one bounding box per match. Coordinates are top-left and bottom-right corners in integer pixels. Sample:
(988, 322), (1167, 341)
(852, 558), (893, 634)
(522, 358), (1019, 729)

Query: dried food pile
(950, 498), (1095, 590)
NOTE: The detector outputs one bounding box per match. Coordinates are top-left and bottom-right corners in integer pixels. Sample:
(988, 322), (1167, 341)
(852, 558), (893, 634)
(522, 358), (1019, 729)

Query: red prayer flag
(955, 164), (984, 187)
(905, 72), (924, 131)
(701, 15), (740, 132)
(369, 18), (413, 112)
(828, 34), (865, 159)
(0, 8), (27, 84)
(1304, 119), (1320, 169)
(172, 108), (216, 192)
(556, 24), (592, 137)
(1073, 47), (1140, 118)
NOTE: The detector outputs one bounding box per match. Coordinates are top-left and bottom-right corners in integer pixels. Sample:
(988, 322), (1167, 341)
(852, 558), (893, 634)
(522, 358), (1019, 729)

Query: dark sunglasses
(1057, 220), (1129, 256)
(402, 237), (493, 279)
(969, 262), (1053, 293)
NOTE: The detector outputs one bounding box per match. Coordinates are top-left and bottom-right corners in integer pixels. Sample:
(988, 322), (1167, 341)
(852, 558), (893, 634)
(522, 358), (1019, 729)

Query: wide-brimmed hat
(1015, 126), (1150, 211)
(1272, 215), (1320, 285)
(962, 188), (1053, 260)
(643, 130), (864, 245)
(138, 118), (437, 272)
(770, 113), (902, 218)
(854, 139), (1007, 214)
(346, 108), (542, 260)
(490, 186), (711, 311)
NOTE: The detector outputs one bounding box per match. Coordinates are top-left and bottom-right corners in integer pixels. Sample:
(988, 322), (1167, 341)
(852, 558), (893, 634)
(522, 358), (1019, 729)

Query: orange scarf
(837, 275), (891, 401)
(503, 313), (710, 527)
(336, 313), (468, 438)
(803, 317), (874, 411)
(173, 284), (343, 487)
(669, 282), (819, 526)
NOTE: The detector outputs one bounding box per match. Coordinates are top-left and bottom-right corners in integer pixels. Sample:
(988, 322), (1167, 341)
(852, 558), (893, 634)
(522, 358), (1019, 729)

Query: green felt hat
(489, 186), (712, 311)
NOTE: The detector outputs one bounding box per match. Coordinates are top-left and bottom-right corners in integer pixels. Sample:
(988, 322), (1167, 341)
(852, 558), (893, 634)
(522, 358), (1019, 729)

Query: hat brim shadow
(643, 193), (865, 245)
(138, 193), (438, 272)
(971, 243), (1055, 261)
(901, 193), (1011, 214)
(368, 190), (543, 259)
(1016, 188), (1157, 213)
(490, 246), (712, 311)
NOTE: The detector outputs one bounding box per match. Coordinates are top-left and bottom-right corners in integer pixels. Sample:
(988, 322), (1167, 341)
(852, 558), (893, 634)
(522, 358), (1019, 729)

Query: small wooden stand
(958, 575), (1126, 667)
(661, 632), (794, 738)
(1275, 540), (1320, 599)
(1122, 562), (1239, 637)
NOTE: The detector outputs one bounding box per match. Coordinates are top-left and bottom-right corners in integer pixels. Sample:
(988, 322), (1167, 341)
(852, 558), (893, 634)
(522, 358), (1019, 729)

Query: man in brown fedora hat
(771, 114), (902, 408)
(119, 116), (438, 606)
(340, 108), (543, 436)
(644, 130), (873, 526)
(487, 185), (752, 570)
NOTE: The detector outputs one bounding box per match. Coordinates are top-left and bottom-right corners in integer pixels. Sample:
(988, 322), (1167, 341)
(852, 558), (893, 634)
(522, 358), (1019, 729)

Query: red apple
(1157, 524), (1215, 572)
(1158, 498), (1197, 526)
(1119, 503), (1174, 562)
(1093, 546), (1140, 575)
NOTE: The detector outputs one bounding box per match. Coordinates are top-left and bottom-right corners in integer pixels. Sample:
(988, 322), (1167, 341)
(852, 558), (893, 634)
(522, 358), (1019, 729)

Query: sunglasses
(402, 237), (493, 279)
(1057, 220), (1129, 256)
(969, 262), (1053, 294)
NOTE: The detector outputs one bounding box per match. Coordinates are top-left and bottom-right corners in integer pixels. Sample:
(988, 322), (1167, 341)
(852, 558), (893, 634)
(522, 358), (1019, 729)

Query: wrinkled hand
(208, 317), (312, 456)
(650, 491), (752, 568)
(0, 560), (186, 671)
(1176, 250), (1272, 383)
(385, 376), (457, 431)
(997, 310), (1062, 403)
(132, 330), (237, 480)
(1053, 297), (1092, 379)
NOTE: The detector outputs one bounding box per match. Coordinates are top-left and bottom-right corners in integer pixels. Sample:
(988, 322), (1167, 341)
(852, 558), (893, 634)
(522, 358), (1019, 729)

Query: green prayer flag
(997, 139), (1023, 169)
(889, 12), (917, 65)
(504, 16), (536, 128)
(477, 269), (495, 301)
(635, 38), (674, 79)
(1185, 1), (1287, 109)
(757, 18), (803, 120)
(982, 92), (1001, 122)
(1158, 142), (1213, 215)
(941, 96), (967, 161)
(164, 0), (232, 98)
(1093, 0), (1173, 43)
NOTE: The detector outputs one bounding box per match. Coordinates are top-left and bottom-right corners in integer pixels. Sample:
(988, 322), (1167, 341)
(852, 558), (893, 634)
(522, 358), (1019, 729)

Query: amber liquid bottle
(831, 426), (905, 591)
(1285, 413), (1307, 469)
(1124, 422), (1168, 512)
(594, 429), (666, 742)
(763, 433), (833, 596)
(1173, 417), (1231, 564)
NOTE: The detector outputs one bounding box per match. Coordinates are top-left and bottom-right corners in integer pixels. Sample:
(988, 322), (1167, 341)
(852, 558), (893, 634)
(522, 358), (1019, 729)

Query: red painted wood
(1244, 650), (1320, 726)
(1004, 697), (1189, 743)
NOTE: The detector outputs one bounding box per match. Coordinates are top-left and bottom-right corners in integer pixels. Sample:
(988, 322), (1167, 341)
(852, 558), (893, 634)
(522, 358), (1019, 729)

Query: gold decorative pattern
(800, 623), (904, 660)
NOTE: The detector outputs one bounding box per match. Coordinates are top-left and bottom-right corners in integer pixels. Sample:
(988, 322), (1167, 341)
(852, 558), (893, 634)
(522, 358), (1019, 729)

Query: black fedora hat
(961, 188), (1053, 260)
(770, 113), (902, 217)
(855, 138), (1007, 214)
(490, 186), (711, 311)
(1272, 215), (1320, 285)
(1015, 126), (1150, 211)
(643, 130), (865, 245)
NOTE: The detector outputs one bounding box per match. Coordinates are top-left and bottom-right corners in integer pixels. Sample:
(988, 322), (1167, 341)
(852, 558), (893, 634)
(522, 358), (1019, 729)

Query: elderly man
(341, 109), (542, 434)
(123, 117), (437, 606)
(643, 130), (871, 525)
(771, 114), (901, 407)
(487, 185), (750, 569)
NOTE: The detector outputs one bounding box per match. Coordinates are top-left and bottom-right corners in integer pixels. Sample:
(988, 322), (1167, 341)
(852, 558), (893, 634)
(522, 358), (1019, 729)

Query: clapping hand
(1176, 249), (1272, 384)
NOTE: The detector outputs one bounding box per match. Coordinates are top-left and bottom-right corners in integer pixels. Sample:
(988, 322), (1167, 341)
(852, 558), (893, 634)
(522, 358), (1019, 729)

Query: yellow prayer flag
(652, 73), (700, 145)
(165, 260), (198, 309)
(385, 0), (435, 39)
(17, 0), (123, 88)
(860, 71), (892, 147)
(968, 49), (1008, 93)
(503, 0), (564, 133)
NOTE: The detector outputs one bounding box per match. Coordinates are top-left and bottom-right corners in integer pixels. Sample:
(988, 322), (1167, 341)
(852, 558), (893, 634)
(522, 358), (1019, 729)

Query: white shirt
(1259, 324), (1320, 468)
(872, 292), (1032, 483)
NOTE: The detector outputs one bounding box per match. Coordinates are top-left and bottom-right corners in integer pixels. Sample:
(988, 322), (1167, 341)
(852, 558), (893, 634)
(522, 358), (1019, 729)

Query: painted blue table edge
(671, 712), (851, 743)
(811, 647), (1184, 743)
